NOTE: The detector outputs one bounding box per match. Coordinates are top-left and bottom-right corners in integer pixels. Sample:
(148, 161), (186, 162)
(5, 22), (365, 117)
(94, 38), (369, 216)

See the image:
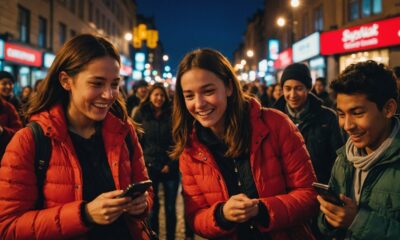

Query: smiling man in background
(318, 61), (400, 239)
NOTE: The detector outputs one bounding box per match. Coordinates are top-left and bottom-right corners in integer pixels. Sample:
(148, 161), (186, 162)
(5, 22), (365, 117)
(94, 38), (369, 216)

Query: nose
(343, 115), (355, 132)
(102, 87), (114, 99)
(194, 94), (206, 109)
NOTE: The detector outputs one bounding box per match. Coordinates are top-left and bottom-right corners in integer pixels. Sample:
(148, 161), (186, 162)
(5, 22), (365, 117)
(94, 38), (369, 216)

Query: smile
(196, 109), (214, 116)
(93, 103), (109, 108)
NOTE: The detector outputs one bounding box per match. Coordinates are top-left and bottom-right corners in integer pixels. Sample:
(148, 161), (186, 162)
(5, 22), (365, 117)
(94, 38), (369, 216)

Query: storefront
(321, 16), (400, 76)
(274, 48), (293, 82)
(0, 39), (4, 71)
(293, 32), (325, 83)
(3, 42), (43, 92)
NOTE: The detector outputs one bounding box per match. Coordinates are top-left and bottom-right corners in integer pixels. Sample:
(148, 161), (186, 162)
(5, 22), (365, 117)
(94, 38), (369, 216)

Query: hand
(85, 190), (131, 225)
(161, 165), (169, 173)
(222, 193), (259, 223)
(125, 191), (149, 216)
(317, 194), (358, 228)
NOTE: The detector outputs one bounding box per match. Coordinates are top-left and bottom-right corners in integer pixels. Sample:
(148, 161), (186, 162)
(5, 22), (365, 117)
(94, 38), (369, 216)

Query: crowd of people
(1, 34), (400, 239)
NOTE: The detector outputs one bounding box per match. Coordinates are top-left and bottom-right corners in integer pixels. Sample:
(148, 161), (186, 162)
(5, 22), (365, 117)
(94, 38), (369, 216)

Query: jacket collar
(30, 103), (130, 143)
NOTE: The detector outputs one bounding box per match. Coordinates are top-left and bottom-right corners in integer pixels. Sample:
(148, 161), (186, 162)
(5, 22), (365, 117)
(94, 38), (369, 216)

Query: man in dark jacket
(273, 63), (344, 184)
(318, 61), (400, 239)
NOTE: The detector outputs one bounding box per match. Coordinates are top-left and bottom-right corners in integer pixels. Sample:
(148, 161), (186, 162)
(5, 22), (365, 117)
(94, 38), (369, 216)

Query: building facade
(0, 0), (136, 90)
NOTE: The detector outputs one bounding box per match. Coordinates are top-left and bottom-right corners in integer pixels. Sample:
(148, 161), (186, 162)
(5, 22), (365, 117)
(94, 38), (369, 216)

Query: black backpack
(27, 121), (134, 209)
(28, 122), (158, 239)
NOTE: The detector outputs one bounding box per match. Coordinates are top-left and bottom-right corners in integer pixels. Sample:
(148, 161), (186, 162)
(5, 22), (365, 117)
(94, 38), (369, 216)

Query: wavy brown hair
(25, 34), (130, 122)
(169, 48), (251, 159)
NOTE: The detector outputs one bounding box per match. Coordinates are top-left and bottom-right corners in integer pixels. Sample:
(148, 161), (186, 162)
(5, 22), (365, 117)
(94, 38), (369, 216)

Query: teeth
(94, 103), (108, 108)
(197, 109), (213, 116)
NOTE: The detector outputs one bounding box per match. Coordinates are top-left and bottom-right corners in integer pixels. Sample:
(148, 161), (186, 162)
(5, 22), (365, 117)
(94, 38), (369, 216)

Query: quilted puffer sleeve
(258, 110), (319, 232)
(180, 153), (235, 239)
(0, 128), (88, 239)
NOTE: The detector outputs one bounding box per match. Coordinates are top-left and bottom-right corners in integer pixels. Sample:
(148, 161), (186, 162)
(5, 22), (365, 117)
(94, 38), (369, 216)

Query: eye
(204, 89), (215, 95)
(90, 81), (103, 87)
(111, 81), (120, 89)
(183, 94), (194, 100)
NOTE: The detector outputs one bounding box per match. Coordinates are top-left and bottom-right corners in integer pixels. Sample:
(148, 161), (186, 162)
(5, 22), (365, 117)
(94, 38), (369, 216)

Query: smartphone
(118, 180), (152, 198)
(312, 182), (344, 206)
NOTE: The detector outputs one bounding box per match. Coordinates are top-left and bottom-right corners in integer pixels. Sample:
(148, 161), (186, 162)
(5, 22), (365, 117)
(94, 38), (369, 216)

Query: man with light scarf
(317, 60), (400, 239)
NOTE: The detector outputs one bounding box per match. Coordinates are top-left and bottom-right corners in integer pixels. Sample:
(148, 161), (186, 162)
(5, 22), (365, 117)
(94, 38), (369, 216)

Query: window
(302, 12), (309, 37)
(348, 0), (359, 21)
(314, 5), (323, 32)
(59, 22), (67, 46)
(38, 16), (47, 48)
(69, 0), (75, 13)
(349, 0), (382, 21)
(18, 5), (30, 43)
(78, 0), (84, 19)
(88, 1), (93, 22)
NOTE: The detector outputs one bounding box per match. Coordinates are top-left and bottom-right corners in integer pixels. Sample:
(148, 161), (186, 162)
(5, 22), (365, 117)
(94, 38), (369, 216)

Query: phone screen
(312, 182), (344, 206)
(118, 180), (152, 198)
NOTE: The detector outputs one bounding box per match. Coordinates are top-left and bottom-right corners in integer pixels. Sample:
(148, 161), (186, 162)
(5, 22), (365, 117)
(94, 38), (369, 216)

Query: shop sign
(0, 39), (4, 59)
(43, 53), (56, 68)
(293, 32), (320, 63)
(274, 48), (292, 69)
(4, 43), (42, 67)
(321, 16), (400, 55)
(268, 39), (280, 60)
(309, 57), (325, 69)
(120, 55), (133, 76)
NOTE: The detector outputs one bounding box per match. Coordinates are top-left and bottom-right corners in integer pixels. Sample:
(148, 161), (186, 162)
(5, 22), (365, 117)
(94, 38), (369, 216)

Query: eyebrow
(91, 76), (121, 81)
(337, 106), (364, 112)
(182, 83), (215, 93)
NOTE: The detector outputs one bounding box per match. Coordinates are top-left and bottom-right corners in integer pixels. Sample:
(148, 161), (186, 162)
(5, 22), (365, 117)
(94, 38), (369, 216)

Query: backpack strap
(28, 122), (51, 209)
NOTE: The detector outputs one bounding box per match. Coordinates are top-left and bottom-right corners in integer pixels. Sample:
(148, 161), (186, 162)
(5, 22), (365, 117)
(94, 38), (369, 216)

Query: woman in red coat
(0, 34), (153, 239)
(170, 48), (318, 239)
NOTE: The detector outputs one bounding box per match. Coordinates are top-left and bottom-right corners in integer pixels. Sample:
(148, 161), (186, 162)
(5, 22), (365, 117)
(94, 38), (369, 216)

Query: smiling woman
(171, 48), (318, 240)
(0, 34), (153, 239)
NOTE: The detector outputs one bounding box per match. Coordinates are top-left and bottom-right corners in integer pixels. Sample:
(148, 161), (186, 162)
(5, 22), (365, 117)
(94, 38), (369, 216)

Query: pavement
(157, 184), (206, 240)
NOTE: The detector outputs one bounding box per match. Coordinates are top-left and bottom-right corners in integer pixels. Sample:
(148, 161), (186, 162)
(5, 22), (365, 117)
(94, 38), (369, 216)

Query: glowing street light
(124, 32), (133, 41)
(163, 54), (169, 61)
(246, 50), (254, 58)
(291, 0), (300, 8)
(277, 17), (286, 27)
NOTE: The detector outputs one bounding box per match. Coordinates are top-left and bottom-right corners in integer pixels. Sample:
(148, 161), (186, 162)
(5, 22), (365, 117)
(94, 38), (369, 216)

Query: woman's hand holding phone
(85, 190), (133, 225)
(223, 193), (259, 223)
(124, 191), (149, 216)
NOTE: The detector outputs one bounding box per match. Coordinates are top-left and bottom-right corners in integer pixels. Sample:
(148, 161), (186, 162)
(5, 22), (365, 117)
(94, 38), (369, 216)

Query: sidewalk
(157, 184), (205, 240)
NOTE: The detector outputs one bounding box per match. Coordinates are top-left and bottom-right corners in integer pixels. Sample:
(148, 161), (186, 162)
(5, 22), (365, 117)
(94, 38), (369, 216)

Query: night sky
(136, 0), (264, 74)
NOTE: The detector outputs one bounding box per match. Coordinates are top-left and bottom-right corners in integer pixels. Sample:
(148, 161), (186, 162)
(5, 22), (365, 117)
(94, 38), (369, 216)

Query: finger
(231, 193), (248, 201)
(320, 205), (341, 221)
(319, 196), (342, 212)
(101, 190), (125, 199)
(325, 215), (339, 228)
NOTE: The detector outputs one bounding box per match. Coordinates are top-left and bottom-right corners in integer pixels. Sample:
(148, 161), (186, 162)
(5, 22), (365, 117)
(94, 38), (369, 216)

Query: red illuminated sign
(321, 16), (400, 55)
(274, 48), (292, 69)
(4, 43), (42, 67)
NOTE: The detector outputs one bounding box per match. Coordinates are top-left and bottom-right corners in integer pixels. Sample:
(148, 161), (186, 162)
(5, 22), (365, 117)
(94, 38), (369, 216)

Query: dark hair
(330, 60), (398, 110)
(139, 83), (170, 113)
(315, 77), (327, 86)
(0, 71), (15, 83)
(170, 48), (251, 159)
(393, 66), (400, 79)
(25, 34), (130, 122)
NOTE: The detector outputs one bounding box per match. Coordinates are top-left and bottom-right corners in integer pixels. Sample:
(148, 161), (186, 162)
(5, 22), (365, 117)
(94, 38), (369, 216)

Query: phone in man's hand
(312, 182), (344, 206)
(117, 180), (152, 198)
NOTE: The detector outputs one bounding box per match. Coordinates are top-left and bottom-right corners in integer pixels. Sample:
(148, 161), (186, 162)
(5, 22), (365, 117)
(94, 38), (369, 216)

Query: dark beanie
(0, 71), (15, 83)
(280, 63), (312, 89)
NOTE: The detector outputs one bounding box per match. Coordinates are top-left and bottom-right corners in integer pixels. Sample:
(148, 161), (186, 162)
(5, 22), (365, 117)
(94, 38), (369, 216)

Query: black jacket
(133, 102), (178, 180)
(273, 93), (345, 183)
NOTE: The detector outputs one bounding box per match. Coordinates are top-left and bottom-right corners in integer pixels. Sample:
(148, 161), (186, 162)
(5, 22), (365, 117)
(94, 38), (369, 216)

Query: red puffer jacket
(0, 97), (22, 159)
(0, 104), (153, 239)
(180, 99), (318, 240)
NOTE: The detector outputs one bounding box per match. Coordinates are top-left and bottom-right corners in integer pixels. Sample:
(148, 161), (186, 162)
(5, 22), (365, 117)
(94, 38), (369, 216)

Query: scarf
(346, 118), (400, 203)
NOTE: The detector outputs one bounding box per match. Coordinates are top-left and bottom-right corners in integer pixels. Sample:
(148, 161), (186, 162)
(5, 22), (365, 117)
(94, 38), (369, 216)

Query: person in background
(0, 71), (22, 113)
(133, 83), (179, 240)
(318, 60), (400, 239)
(312, 77), (334, 108)
(271, 84), (283, 106)
(0, 96), (22, 160)
(0, 34), (153, 239)
(171, 48), (318, 239)
(19, 86), (33, 106)
(273, 63), (344, 184)
(126, 79), (149, 115)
